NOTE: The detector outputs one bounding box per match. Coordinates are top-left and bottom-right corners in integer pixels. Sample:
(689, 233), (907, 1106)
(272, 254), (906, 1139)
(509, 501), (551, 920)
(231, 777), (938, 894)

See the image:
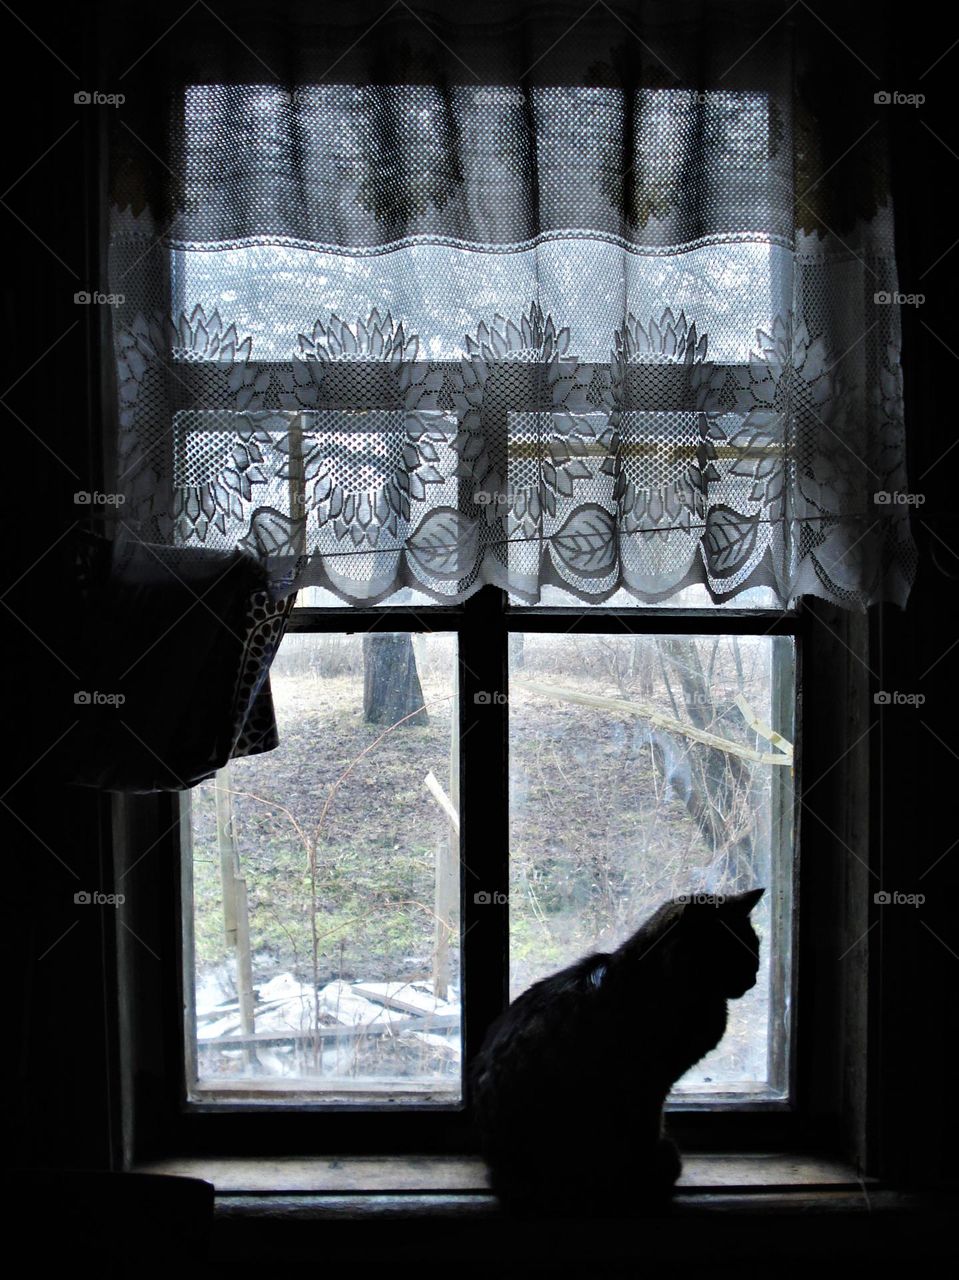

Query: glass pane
(508, 632), (794, 1100)
(185, 631), (460, 1102)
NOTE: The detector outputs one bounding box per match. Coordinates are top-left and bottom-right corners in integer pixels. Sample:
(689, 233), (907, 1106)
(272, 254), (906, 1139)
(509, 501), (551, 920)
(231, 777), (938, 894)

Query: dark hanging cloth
(63, 532), (293, 792)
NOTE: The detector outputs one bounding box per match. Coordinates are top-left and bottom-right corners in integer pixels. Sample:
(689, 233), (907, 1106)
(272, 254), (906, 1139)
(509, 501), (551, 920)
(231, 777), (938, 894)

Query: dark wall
(878, 7), (959, 1184)
(3, 0), (119, 1168)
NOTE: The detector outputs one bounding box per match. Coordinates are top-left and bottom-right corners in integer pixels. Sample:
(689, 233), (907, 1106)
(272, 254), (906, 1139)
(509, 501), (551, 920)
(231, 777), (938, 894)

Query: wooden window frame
(108, 79), (875, 1170)
(111, 591), (886, 1167)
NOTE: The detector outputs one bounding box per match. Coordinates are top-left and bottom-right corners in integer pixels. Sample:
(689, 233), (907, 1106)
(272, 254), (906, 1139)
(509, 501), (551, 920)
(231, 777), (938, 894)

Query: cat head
(670, 887), (765, 997)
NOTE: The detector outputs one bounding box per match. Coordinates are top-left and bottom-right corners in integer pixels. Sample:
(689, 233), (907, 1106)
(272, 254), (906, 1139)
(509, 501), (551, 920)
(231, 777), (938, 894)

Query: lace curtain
(104, 0), (915, 613)
(88, 1), (916, 787)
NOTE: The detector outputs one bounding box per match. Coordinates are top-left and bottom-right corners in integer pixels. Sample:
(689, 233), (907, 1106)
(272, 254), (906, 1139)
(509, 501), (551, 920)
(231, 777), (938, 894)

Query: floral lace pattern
(111, 292), (913, 608)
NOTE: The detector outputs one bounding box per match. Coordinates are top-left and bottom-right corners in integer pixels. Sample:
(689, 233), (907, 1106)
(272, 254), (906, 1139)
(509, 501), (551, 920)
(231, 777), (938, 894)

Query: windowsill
(129, 1155), (959, 1262)
(136, 1151), (872, 1201)
(25, 1157), (954, 1266)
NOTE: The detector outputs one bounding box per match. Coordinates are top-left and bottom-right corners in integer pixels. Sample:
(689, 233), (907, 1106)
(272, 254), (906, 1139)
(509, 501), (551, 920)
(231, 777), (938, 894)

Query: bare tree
(655, 637), (755, 885)
(362, 633), (428, 727)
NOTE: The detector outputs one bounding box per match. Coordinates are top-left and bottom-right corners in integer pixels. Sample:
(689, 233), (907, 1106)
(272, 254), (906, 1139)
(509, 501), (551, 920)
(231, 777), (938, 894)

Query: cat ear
(723, 887), (765, 915)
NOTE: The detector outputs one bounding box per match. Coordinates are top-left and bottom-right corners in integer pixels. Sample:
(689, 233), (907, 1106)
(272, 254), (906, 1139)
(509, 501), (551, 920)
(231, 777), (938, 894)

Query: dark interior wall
(878, 10), (959, 1186)
(2, 0), (120, 1168)
(2, 0), (956, 1182)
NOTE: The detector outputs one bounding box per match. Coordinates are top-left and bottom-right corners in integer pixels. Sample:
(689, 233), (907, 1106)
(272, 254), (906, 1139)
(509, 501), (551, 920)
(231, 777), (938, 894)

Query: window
(105, 17), (905, 1165)
(184, 629), (462, 1105)
(172, 97), (798, 1105)
(507, 629), (794, 1100)
(180, 596), (798, 1113)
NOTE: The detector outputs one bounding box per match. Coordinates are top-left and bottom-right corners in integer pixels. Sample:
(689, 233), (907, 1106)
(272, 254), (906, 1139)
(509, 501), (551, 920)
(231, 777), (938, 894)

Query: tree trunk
(655, 637), (754, 884)
(509, 632), (525, 671)
(362, 633), (428, 727)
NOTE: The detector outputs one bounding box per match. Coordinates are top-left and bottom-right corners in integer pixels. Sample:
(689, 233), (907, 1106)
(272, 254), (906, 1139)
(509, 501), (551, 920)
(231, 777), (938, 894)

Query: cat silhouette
(470, 887), (765, 1214)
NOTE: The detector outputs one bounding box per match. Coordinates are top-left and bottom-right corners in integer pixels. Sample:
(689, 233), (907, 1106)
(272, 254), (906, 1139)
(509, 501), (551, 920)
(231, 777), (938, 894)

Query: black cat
(470, 887), (765, 1212)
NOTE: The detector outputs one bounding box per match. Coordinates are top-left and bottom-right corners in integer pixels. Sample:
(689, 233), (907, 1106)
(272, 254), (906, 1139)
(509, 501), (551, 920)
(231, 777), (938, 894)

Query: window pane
(508, 632), (794, 1100)
(184, 631), (460, 1103)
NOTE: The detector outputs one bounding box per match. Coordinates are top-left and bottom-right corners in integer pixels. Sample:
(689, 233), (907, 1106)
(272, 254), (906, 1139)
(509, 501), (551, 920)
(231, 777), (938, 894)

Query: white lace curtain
(105, 0), (915, 610)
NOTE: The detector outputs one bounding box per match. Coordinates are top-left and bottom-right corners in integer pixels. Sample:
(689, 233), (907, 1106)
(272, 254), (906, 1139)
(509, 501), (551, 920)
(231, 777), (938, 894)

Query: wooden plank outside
(513, 679), (793, 765)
